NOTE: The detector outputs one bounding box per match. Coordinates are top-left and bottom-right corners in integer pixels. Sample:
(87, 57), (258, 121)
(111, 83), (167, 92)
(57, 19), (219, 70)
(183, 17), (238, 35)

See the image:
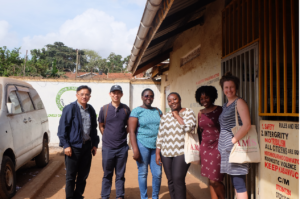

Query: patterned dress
(199, 106), (224, 182)
(218, 98), (249, 175)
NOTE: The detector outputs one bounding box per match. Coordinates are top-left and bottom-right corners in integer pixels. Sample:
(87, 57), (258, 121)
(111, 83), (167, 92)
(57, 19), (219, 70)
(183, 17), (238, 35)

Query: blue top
(98, 103), (131, 149)
(130, 106), (162, 149)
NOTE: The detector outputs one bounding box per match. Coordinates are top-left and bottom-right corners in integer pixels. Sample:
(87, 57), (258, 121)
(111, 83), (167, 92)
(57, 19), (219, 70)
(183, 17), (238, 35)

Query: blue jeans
(136, 140), (162, 199)
(101, 144), (129, 199)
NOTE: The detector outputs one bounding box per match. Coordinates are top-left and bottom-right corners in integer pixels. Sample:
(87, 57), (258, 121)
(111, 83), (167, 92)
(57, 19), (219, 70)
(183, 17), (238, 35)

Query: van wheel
(35, 138), (49, 167)
(0, 156), (16, 199)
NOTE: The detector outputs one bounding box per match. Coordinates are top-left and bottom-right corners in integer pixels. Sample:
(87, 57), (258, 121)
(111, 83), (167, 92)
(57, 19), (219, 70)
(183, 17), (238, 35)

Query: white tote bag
(184, 109), (200, 164)
(229, 102), (261, 163)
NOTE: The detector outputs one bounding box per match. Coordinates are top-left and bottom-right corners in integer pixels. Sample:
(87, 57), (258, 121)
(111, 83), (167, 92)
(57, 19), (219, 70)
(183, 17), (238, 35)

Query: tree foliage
(45, 42), (87, 71)
(81, 50), (130, 74)
(0, 46), (23, 76)
(0, 42), (130, 78)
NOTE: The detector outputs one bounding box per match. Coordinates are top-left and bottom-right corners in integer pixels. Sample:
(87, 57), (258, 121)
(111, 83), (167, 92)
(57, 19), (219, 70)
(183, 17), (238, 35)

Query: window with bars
(221, 42), (258, 199)
(222, 0), (299, 117)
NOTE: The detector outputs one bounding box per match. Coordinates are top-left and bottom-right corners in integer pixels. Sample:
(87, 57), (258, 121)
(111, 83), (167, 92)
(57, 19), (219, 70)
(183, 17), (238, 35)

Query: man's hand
(133, 150), (142, 163)
(91, 146), (97, 156)
(64, 147), (72, 157)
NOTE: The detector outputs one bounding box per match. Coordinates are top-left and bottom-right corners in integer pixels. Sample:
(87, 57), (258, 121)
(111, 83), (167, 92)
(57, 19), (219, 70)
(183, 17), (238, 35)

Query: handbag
(229, 101), (261, 163)
(184, 108), (200, 164)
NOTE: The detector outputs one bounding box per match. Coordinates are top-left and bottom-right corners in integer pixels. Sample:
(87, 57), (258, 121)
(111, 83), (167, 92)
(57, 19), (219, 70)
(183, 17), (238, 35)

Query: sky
(0, 0), (146, 58)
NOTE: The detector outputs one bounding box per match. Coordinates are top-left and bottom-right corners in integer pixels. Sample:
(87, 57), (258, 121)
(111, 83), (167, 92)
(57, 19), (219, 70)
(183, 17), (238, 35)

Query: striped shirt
(218, 98), (249, 175)
(156, 108), (196, 157)
(77, 101), (91, 142)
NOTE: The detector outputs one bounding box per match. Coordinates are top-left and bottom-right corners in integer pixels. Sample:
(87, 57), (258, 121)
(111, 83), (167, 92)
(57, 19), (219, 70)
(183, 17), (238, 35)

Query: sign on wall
(260, 120), (299, 199)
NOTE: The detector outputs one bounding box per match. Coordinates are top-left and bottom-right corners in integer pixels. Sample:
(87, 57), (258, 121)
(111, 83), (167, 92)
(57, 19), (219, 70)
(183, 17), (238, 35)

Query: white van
(0, 77), (50, 199)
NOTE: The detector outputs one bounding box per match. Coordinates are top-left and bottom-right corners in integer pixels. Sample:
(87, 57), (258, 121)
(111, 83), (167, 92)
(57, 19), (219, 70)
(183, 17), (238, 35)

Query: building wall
(160, 0), (224, 185)
(130, 82), (161, 110)
(23, 79), (161, 147)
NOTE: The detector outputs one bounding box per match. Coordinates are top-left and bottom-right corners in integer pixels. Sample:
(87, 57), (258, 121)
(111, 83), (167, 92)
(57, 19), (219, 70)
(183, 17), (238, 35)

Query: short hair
(141, 88), (154, 97)
(195, 86), (218, 105)
(219, 72), (240, 91)
(168, 92), (181, 101)
(77, 85), (91, 94)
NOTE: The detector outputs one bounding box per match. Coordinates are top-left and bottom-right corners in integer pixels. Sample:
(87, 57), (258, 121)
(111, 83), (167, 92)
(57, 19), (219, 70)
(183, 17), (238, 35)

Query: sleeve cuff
(63, 143), (70, 149)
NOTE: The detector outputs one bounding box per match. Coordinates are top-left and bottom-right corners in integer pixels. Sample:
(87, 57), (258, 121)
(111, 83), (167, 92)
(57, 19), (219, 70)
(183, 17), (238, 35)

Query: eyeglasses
(144, 95), (154, 99)
(78, 94), (90, 97)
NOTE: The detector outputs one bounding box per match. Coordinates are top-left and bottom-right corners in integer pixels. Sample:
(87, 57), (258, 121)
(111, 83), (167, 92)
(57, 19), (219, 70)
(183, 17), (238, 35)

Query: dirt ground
(33, 148), (195, 199)
(15, 148), (64, 193)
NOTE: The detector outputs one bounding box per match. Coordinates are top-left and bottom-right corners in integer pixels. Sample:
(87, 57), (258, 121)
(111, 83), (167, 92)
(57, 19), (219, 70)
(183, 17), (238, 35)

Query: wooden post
(23, 50), (28, 76)
(242, 0), (246, 46)
(276, 0), (280, 113)
(233, 3), (235, 51)
(229, 6), (231, 53)
(238, 0), (240, 49)
(291, 0), (296, 113)
(247, 0), (251, 43)
(269, 0), (273, 113)
(252, 0), (255, 41)
(258, 0), (263, 114)
(76, 49), (79, 79)
(225, 10), (227, 55)
(264, 0), (268, 113)
(283, 0), (287, 113)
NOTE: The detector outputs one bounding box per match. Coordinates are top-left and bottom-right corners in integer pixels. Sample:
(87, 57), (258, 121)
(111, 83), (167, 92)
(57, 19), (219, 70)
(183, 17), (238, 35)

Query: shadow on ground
(108, 185), (169, 199)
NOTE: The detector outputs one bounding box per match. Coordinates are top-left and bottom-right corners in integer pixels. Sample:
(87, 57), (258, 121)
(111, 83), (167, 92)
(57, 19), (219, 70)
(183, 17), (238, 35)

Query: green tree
(0, 46), (23, 77)
(81, 49), (103, 73)
(45, 42), (87, 71)
(106, 52), (130, 73)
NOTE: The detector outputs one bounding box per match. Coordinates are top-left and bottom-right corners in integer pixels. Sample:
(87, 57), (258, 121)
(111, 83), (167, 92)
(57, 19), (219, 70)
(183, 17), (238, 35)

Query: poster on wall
(259, 120), (299, 199)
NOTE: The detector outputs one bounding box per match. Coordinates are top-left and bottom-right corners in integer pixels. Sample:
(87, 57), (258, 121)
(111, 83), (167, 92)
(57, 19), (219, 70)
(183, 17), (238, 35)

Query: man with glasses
(99, 85), (131, 199)
(58, 85), (99, 199)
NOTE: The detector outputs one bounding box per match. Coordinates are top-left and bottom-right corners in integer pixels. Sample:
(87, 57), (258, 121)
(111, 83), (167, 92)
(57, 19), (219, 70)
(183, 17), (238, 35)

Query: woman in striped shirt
(155, 92), (196, 199)
(218, 72), (252, 199)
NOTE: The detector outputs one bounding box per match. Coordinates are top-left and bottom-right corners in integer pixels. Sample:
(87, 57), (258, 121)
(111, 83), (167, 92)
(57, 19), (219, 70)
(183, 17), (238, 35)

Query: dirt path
(35, 149), (195, 199)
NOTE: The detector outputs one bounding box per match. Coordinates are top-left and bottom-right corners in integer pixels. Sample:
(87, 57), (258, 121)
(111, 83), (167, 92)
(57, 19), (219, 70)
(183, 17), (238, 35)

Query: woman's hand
(172, 110), (180, 118)
(231, 137), (238, 144)
(172, 109), (185, 125)
(156, 148), (162, 166)
(133, 149), (142, 163)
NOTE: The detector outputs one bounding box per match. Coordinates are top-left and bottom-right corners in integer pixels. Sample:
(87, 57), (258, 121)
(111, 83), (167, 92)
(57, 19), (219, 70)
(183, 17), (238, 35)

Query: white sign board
(259, 120), (299, 199)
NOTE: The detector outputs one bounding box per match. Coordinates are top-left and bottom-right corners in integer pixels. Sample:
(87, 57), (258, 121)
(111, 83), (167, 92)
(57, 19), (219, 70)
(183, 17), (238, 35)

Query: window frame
(29, 88), (45, 110)
(15, 86), (36, 113)
(5, 84), (36, 115)
(5, 85), (23, 115)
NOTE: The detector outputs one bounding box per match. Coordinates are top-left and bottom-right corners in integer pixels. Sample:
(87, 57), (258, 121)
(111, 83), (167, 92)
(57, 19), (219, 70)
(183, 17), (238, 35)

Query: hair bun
(224, 72), (233, 77)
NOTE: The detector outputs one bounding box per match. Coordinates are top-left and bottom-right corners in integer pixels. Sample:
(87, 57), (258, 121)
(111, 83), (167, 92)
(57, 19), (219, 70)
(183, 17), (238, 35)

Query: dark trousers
(65, 142), (92, 199)
(161, 154), (191, 199)
(101, 145), (129, 199)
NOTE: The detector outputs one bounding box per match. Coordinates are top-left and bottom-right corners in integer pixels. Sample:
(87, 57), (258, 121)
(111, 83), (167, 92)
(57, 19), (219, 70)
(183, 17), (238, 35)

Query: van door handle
(23, 118), (28, 123)
(28, 117), (32, 122)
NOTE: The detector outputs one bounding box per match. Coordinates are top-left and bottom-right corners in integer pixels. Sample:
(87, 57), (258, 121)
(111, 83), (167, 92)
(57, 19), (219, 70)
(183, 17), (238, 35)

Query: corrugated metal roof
(129, 0), (215, 75)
